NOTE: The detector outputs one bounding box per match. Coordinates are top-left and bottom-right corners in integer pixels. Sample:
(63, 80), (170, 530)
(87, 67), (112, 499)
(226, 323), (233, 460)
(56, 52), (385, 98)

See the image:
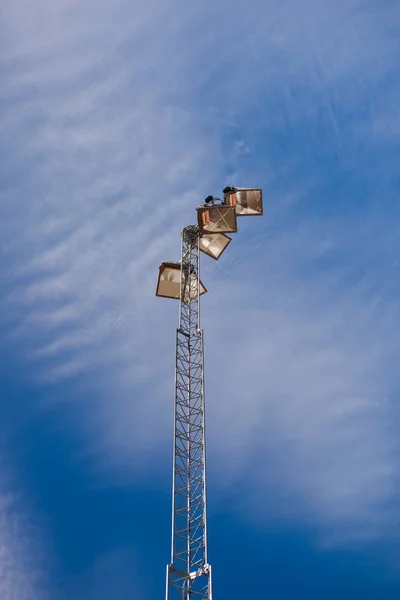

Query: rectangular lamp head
(199, 233), (231, 260)
(224, 187), (263, 216)
(197, 204), (238, 234)
(156, 261), (207, 301)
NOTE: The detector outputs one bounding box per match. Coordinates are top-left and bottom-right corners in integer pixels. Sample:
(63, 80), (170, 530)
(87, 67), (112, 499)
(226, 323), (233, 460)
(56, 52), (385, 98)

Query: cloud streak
(0, 456), (47, 600)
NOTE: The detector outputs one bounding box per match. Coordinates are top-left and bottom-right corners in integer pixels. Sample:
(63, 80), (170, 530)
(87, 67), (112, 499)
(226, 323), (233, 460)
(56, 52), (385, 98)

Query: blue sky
(1, 0), (400, 597)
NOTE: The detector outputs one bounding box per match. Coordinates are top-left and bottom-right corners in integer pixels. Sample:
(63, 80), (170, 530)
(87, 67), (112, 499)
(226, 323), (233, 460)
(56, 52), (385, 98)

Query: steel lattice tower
(156, 188), (263, 600)
(166, 225), (211, 600)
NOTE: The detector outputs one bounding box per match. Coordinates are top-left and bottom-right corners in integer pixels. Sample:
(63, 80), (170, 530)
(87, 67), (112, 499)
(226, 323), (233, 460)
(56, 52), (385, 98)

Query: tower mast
(166, 225), (211, 600)
(156, 187), (263, 600)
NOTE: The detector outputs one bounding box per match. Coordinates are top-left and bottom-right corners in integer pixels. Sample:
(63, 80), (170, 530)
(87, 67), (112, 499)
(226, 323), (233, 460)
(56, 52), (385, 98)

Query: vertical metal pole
(166, 226), (212, 600)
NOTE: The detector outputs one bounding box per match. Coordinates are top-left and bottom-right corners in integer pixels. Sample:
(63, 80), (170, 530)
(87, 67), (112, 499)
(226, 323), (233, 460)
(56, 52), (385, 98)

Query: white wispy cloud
(0, 459), (47, 600)
(1, 0), (399, 571)
(205, 215), (400, 545)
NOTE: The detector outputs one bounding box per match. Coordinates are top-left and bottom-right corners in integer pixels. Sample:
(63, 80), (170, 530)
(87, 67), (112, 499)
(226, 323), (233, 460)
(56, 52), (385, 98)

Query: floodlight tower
(156, 188), (263, 600)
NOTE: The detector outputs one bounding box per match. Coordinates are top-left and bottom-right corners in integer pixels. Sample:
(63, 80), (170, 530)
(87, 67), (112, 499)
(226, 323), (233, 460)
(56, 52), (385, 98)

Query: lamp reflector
(224, 187), (263, 216)
(156, 262), (207, 301)
(199, 233), (231, 260)
(197, 205), (237, 234)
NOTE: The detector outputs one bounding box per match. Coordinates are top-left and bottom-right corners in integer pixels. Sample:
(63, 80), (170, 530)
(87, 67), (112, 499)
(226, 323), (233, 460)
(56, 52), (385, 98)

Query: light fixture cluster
(156, 187), (263, 299)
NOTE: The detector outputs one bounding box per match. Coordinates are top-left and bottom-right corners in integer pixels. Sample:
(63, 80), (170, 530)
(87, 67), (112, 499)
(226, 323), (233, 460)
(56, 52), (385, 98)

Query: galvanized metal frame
(166, 225), (212, 600)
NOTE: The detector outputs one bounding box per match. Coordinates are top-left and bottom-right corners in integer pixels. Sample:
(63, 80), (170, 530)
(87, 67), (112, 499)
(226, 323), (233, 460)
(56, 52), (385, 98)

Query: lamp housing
(199, 233), (231, 260)
(223, 187), (263, 216)
(197, 204), (237, 234)
(156, 261), (207, 301)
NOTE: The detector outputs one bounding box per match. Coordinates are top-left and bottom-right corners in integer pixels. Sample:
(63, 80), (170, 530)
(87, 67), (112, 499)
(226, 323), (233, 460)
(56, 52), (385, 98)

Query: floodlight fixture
(223, 186), (263, 216)
(156, 261), (207, 301)
(199, 232), (231, 260)
(197, 204), (237, 234)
